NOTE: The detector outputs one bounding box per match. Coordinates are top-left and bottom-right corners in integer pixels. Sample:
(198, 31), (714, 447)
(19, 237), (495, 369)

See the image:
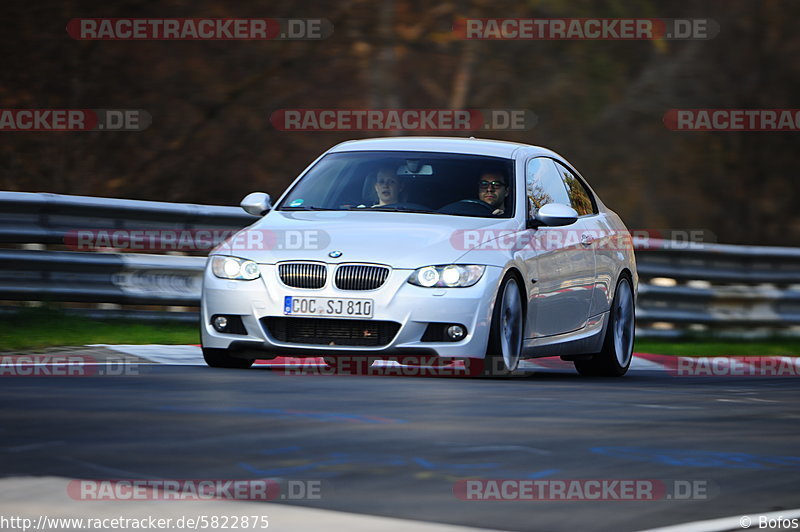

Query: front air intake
(278, 262), (327, 289)
(334, 264), (390, 291)
(263, 317), (400, 346)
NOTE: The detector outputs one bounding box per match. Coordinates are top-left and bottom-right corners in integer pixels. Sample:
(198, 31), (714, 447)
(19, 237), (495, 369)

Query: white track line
(90, 344), (204, 365)
(630, 357), (670, 371)
(638, 508), (800, 532)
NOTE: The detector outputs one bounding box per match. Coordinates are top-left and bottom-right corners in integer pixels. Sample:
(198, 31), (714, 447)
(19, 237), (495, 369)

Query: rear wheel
(574, 276), (634, 377)
(202, 347), (254, 369)
(470, 275), (524, 377)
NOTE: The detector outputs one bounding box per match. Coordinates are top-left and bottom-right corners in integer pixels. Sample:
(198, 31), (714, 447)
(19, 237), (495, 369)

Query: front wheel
(574, 276), (635, 377)
(202, 347), (254, 369)
(470, 275), (524, 377)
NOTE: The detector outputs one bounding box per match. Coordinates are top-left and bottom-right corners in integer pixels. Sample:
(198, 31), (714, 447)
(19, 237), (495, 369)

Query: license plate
(283, 296), (374, 318)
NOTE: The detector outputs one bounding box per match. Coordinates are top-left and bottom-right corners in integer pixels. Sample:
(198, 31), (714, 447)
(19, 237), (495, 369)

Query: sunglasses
(479, 180), (506, 189)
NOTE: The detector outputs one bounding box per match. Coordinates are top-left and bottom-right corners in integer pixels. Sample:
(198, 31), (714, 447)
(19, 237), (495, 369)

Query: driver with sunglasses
(477, 172), (508, 215)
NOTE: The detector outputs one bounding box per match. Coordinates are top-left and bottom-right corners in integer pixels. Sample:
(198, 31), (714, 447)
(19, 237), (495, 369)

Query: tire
(574, 276), (635, 377)
(470, 275), (524, 377)
(202, 347), (254, 369)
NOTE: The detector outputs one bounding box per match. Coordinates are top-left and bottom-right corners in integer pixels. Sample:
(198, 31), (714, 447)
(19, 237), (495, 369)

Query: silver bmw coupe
(201, 137), (637, 376)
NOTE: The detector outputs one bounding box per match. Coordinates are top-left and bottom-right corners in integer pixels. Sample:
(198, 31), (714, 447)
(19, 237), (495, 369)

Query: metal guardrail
(1, 191), (799, 337)
(634, 240), (800, 336)
(0, 191), (256, 324)
(0, 190), (254, 245)
(0, 249), (205, 306)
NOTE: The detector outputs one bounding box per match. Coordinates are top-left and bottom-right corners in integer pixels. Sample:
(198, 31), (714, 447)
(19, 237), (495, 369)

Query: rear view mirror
(240, 192), (272, 216)
(397, 162), (433, 176)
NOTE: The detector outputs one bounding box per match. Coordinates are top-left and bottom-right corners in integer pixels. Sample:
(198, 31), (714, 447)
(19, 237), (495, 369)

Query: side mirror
(240, 192), (272, 216)
(530, 202), (578, 227)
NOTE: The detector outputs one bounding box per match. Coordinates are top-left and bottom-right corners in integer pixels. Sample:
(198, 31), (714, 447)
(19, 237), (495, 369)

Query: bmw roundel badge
(328, 250), (343, 258)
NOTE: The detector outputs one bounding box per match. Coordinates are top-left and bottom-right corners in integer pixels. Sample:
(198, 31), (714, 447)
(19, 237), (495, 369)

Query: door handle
(581, 233), (594, 247)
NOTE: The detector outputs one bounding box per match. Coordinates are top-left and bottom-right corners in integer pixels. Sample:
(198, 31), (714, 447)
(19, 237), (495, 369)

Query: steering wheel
(437, 199), (496, 216)
(455, 199), (495, 212)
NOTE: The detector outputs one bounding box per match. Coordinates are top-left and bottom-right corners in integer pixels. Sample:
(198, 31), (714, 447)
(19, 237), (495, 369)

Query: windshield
(277, 151), (515, 218)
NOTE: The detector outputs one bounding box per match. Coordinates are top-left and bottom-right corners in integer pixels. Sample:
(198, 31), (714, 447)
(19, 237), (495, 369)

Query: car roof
(327, 137), (559, 159)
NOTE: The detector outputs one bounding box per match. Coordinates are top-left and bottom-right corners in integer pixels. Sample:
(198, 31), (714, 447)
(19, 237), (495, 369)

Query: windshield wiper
(281, 206), (333, 211)
(369, 206), (437, 214)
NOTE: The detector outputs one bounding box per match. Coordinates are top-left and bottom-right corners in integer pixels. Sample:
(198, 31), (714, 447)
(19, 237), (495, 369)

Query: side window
(525, 158), (570, 213)
(554, 162), (595, 216)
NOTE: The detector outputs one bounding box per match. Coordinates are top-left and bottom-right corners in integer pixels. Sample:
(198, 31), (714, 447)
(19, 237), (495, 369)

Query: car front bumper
(200, 262), (503, 360)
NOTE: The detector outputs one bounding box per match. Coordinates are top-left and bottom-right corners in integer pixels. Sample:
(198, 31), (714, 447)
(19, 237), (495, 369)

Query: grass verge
(0, 308), (199, 351)
(634, 339), (800, 357)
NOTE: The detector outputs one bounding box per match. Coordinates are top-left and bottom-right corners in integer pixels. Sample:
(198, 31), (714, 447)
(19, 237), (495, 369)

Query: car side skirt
(521, 311), (609, 359)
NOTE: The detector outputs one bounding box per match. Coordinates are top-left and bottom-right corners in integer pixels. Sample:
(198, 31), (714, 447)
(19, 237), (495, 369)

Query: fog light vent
(210, 314), (247, 335)
(421, 323), (467, 342)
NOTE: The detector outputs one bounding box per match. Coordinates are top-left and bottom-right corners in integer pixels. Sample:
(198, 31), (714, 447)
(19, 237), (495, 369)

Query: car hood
(213, 210), (517, 268)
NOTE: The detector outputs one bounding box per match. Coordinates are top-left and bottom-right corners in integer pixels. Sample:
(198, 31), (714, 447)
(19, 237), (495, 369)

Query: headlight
(211, 256), (261, 280)
(408, 265), (485, 288)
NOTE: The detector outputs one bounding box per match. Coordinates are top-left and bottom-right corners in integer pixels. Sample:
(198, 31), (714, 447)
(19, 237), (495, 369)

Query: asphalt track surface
(1, 348), (799, 531)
